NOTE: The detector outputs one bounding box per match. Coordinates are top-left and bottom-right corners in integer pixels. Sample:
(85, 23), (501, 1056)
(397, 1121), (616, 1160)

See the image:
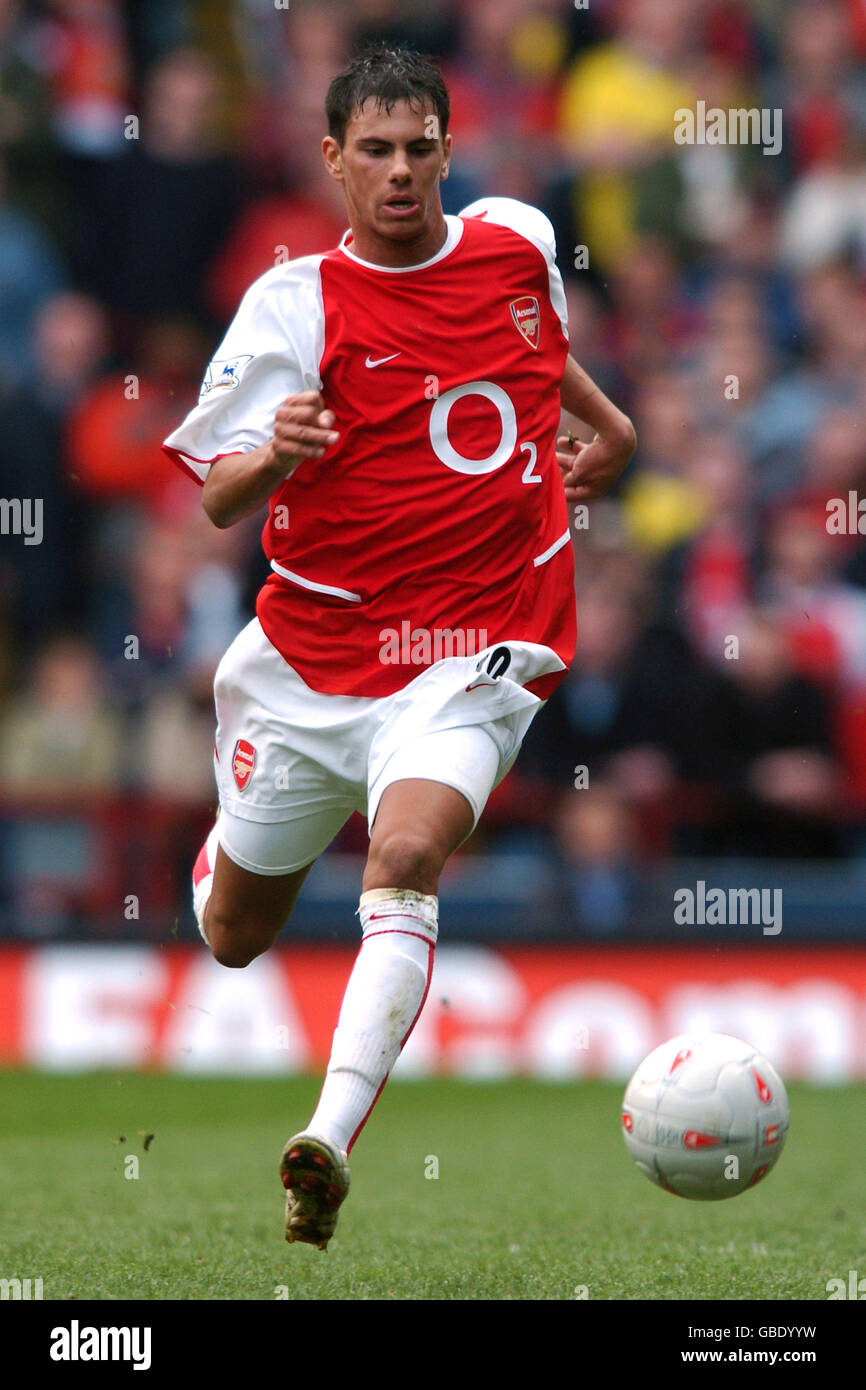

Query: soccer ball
(621, 1033), (789, 1200)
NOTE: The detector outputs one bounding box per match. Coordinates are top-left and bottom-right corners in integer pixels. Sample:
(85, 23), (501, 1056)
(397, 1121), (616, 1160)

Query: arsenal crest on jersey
(232, 738), (256, 791)
(509, 296), (540, 350)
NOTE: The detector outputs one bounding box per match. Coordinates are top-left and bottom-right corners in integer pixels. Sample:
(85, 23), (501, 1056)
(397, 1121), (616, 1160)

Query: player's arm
(202, 391), (339, 528)
(557, 354), (636, 503)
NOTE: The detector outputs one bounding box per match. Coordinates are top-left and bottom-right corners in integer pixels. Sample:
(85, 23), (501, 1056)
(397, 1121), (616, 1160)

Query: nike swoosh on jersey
(365, 352), (402, 368)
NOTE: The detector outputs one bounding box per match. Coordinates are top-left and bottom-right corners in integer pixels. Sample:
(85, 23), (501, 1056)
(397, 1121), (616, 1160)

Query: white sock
(192, 818), (221, 943)
(308, 888), (438, 1154)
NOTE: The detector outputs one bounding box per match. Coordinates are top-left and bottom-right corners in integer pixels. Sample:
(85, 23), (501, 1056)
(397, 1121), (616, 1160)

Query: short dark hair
(326, 43), (450, 148)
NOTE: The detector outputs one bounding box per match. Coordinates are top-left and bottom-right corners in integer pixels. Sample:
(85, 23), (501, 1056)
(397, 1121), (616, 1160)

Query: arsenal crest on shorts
(509, 296), (540, 350)
(232, 738), (256, 791)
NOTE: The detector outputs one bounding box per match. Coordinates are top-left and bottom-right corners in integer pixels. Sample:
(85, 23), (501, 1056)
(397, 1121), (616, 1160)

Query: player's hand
(267, 391), (340, 475)
(556, 428), (634, 503)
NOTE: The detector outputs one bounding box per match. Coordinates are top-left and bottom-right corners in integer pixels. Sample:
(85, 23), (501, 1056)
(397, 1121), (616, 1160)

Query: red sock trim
(361, 928), (436, 946)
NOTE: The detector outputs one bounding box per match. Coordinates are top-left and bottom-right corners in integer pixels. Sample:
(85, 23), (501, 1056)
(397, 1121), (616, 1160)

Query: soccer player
(163, 46), (635, 1250)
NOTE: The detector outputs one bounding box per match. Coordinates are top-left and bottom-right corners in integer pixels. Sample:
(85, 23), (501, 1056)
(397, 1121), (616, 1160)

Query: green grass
(0, 1071), (863, 1300)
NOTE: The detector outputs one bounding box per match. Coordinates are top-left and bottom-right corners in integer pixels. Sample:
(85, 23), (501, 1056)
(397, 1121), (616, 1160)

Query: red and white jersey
(163, 197), (576, 697)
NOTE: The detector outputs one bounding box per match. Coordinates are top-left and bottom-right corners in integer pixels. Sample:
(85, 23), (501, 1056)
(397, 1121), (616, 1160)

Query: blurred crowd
(2, 0), (866, 935)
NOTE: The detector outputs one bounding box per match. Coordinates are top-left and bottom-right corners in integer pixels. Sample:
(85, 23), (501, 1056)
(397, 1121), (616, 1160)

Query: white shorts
(212, 618), (563, 875)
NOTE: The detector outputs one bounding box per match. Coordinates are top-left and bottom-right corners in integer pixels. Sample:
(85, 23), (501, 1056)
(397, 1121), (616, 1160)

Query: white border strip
(270, 558), (362, 602)
(532, 529), (570, 568)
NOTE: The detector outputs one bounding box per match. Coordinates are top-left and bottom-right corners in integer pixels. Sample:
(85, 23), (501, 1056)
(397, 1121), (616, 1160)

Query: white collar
(338, 214), (463, 272)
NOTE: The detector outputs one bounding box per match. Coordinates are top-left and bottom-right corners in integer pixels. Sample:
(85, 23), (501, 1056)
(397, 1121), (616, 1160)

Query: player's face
(323, 100), (452, 265)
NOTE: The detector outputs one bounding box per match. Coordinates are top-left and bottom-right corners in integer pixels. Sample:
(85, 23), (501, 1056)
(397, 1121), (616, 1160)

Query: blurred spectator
(239, 1), (348, 180)
(348, 0), (454, 56)
(670, 49), (755, 250)
(797, 261), (866, 396)
(71, 48), (241, 326)
(797, 406), (866, 525)
(42, 0), (130, 157)
(666, 433), (756, 662)
(606, 233), (700, 376)
(776, 0), (866, 175)
(66, 315), (206, 503)
(135, 665), (219, 803)
(712, 610), (842, 856)
(120, 0), (192, 82)
(28, 288), (110, 407)
(0, 157), (66, 386)
(781, 135), (866, 274)
(207, 92), (347, 320)
(683, 263), (866, 501)
(550, 783), (644, 934)
(561, 279), (621, 403)
(521, 572), (728, 805)
(441, 0), (569, 206)
(0, 291), (108, 647)
(90, 502), (249, 705)
(760, 502), (866, 688)
(557, 0), (699, 269)
(0, 0), (63, 229)
(620, 370), (709, 553)
(0, 635), (125, 797)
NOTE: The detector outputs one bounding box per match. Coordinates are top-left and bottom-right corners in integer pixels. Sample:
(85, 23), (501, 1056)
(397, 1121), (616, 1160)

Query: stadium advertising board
(1, 945), (864, 1080)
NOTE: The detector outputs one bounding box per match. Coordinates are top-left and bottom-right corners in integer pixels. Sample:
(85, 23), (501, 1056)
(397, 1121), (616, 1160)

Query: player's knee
(365, 830), (442, 893)
(209, 933), (261, 970)
(211, 941), (259, 969)
(204, 907), (270, 969)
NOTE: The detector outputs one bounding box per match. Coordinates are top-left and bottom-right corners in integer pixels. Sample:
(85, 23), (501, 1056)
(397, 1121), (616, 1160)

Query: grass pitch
(0, 1071), (862, 1301)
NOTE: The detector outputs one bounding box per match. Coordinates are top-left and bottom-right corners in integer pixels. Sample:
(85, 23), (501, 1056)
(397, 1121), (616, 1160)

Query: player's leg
(362, 776), (475, 894)
(281, 774), (480, 1248)
(305, 776), (475, 1144)
(198, 617), (372, 1245)
(191, 804), (353, 967)
(202, 849), (312, 968)
(196, 616), (361, 967)
(295, 730), (501, 1191)
(190, 803), (361, 1250)
(191, 801), (364, 1249)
